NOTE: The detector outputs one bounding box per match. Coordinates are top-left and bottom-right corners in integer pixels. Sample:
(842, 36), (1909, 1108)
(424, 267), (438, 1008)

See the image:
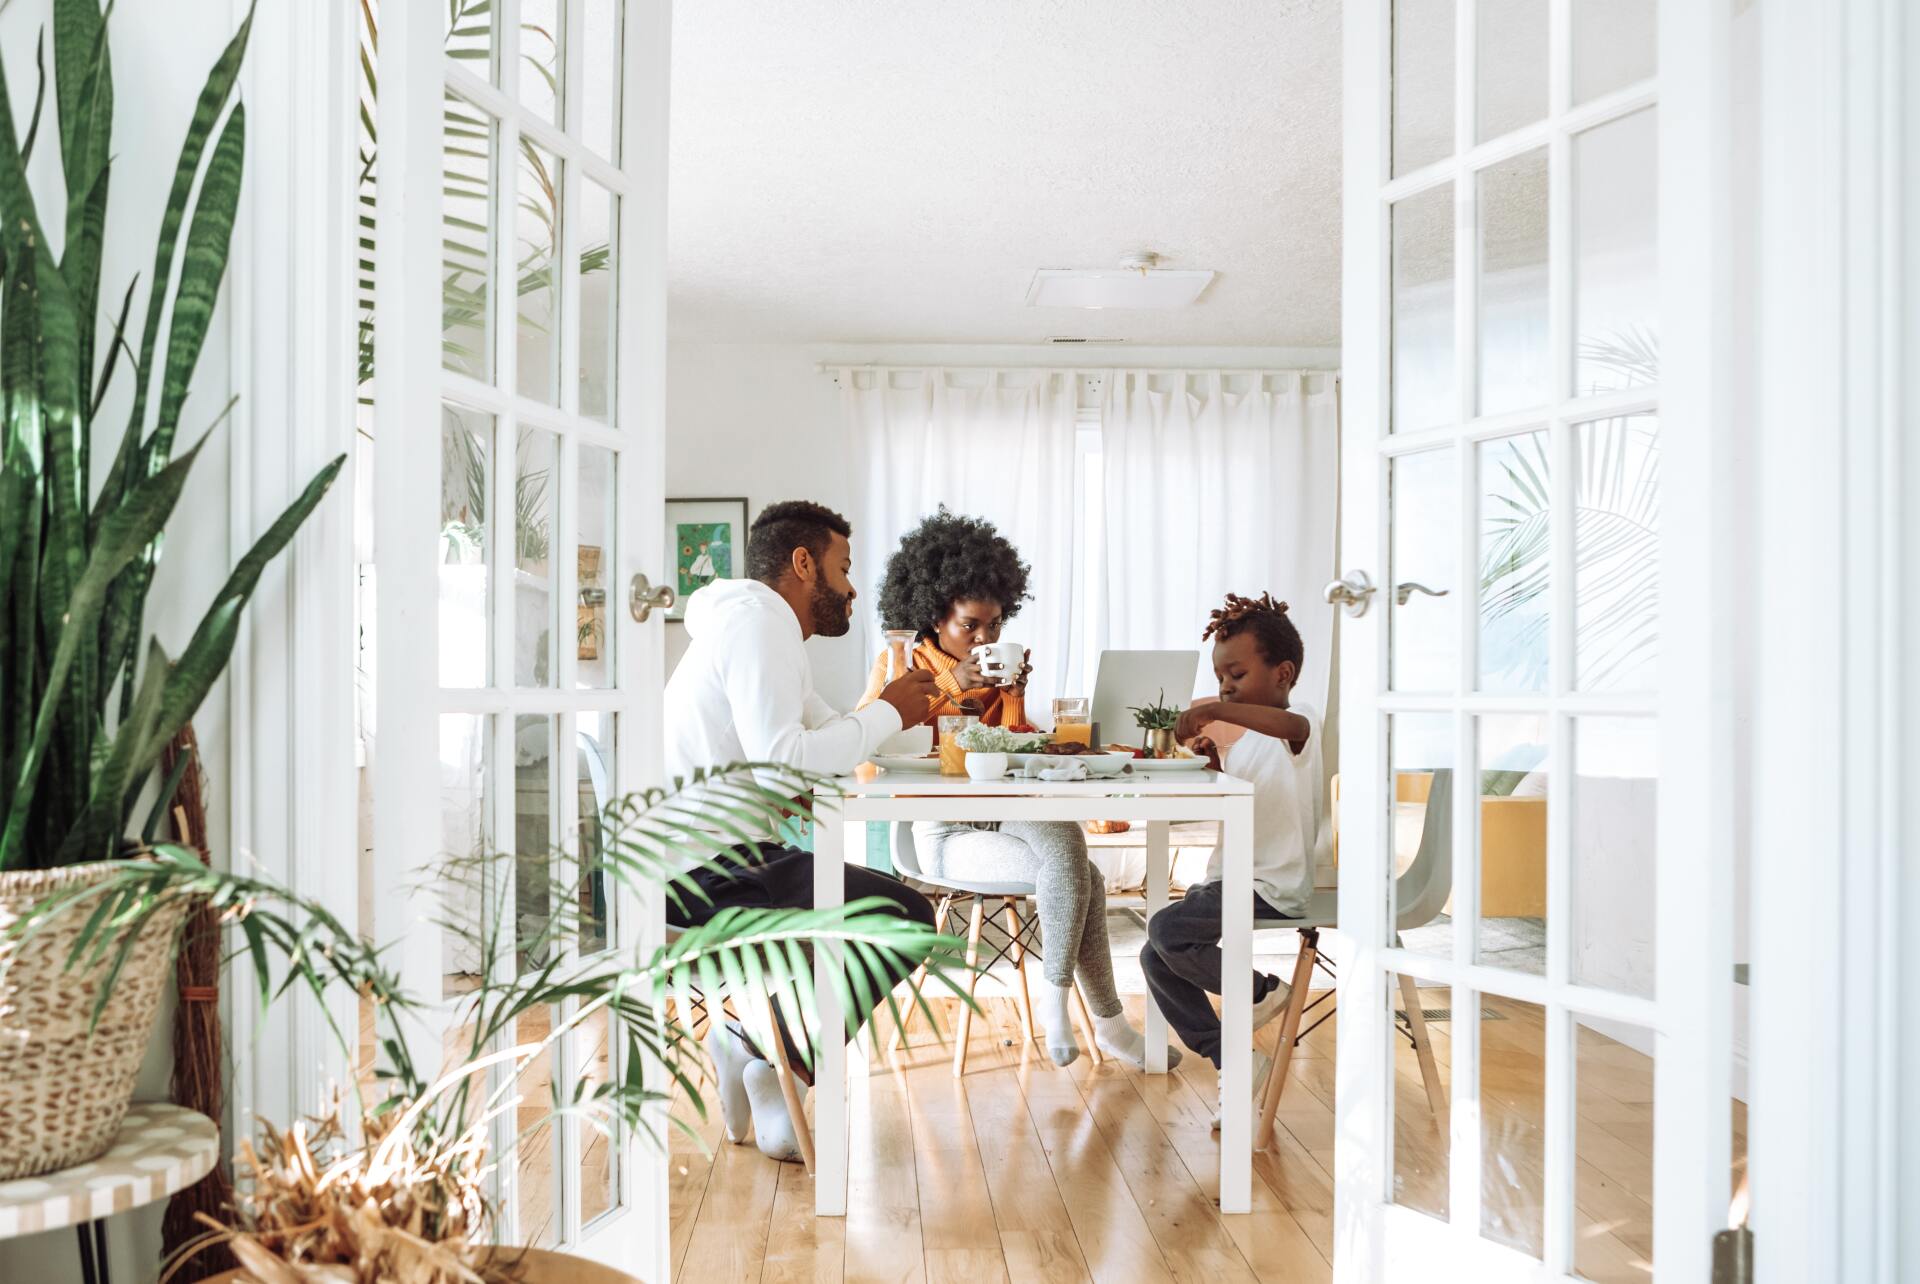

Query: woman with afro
(856, 508), (1162, 1070)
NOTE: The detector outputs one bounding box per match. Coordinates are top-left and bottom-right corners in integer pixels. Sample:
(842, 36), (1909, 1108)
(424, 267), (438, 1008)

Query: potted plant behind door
(0, 2), (344, 1179)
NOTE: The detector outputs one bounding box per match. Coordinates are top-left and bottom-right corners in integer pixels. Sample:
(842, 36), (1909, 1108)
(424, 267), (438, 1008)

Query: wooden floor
(668, 988), (1715, 1284)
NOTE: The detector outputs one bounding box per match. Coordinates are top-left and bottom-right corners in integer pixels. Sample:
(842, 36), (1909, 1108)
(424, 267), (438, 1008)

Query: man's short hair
(746, 500), (852, 585)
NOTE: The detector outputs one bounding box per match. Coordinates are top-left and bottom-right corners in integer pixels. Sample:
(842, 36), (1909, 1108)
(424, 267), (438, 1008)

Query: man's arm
(723, 638), (901, 777)
(1176, 701), (1311, 753)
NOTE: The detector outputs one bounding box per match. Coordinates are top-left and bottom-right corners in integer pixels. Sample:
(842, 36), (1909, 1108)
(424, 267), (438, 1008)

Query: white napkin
(1021, 759), (1089, 783)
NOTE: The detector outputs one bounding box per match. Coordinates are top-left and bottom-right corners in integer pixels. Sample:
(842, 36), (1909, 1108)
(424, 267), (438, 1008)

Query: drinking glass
(884, 629), (917, 682)
(938, 714), (978, 775)
(1052, 697), (1092, 748)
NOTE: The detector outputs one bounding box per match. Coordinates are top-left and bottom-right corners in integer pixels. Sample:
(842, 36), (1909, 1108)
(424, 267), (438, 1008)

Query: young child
(1138, 592), (1331, 1127)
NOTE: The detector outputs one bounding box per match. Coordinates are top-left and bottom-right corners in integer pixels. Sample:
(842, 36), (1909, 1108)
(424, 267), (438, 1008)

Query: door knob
(1323, 570), (1377, 617)
(629, 572), (676, 622)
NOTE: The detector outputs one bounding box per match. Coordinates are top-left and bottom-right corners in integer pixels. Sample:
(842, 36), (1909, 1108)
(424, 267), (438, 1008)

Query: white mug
(971, 641), (1025, 686)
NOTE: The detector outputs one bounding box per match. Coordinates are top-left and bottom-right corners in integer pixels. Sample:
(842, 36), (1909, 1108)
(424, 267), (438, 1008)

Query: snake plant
(0, 2), (345, 871)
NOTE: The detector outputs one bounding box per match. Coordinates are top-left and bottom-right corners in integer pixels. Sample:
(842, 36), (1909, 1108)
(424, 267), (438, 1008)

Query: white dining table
(809, 767), (1260, 1217)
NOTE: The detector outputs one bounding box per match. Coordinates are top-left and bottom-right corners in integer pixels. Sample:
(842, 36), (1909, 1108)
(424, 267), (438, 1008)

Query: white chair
(1253, 769), (1453, 1149)
(885, 822), (1105, 1076)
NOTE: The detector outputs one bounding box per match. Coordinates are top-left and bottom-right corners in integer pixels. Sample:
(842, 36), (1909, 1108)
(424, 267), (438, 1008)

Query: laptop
(1090, 650), (1202, 749)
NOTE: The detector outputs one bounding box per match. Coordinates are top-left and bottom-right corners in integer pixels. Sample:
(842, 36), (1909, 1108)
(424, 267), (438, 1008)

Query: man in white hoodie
(665, 500), (939, 1161)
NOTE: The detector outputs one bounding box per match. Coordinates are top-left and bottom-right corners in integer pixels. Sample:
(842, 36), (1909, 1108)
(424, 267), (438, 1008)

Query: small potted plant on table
(1130, 690), (1183, 759)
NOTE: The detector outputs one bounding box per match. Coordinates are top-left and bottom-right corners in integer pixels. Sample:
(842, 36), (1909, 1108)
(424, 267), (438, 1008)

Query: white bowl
(964, 751), (1010, 782)
(1083, 751), (1133, 777)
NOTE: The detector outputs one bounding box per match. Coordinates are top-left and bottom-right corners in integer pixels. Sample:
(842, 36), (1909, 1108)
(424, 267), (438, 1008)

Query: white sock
(743, 1060), (804, 1163)
(703, 1025), (755, 1144)
(1038, 982), (1080, 1066)
(1091, 1010), (1182, 1070)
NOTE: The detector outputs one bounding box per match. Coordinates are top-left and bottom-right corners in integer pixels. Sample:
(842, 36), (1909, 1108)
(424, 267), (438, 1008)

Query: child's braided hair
(1202, 592), (1304, 671)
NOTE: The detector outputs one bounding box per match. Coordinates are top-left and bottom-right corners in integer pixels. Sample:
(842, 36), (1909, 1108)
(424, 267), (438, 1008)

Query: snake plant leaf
(96, 0), (254, 536)
(55, 636), (172, 867)
(1, 247), (49, 793)
(0, 436), (207, 869)
(0, 49), (52, 248)
(52, 0), (106, 178)
(119, 452), (347, 791)
(20, 34), (46, 164)
(151, 102), (243, 462)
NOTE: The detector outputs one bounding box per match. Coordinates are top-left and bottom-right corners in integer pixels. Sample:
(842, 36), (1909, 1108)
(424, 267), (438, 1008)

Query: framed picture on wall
(665, 497), (749, 621)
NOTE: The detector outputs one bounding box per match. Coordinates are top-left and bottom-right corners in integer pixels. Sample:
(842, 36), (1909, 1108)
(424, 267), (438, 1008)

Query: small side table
(0, 1102), (218, 1284)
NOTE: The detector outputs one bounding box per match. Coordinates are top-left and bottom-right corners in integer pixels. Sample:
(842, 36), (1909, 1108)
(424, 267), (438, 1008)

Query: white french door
(1332, 2), (1732, 1281)
(370, 0), (671, 1273)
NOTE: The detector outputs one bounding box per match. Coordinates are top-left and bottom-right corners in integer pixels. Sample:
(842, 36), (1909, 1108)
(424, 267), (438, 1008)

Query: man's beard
(809, 581), (853, 637)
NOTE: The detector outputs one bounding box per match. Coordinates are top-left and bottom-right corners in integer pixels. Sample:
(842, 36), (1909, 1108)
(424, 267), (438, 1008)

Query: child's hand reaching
(1175, 703), (1218, 741)
(1189, 734), (1223, 772)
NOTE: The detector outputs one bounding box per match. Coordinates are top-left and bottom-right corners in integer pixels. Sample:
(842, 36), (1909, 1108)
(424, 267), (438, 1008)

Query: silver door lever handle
(1394, 581), (1450, 606)
(1324, 570), (1377, 617)
(629, 572), (676, 622)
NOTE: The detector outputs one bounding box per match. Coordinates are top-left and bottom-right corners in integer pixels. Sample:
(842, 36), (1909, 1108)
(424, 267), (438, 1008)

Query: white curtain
(1098, 370), (1341, 712)
(842, 367), (1079, 713)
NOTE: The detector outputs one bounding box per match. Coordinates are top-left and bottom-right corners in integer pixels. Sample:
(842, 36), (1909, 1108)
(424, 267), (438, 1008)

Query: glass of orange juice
(1051, 698), (1092, 748)
(938, 715), (977, 775)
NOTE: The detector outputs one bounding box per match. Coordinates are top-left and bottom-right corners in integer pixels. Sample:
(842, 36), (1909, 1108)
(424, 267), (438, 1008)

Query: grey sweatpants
(913, 820), (1122, 1017)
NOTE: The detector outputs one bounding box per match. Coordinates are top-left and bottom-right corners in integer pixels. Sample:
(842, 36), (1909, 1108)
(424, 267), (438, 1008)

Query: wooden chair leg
(1255, 929), (1320, 1151)
(1071, 982), (1104, 1066)
(1398, 972), (1449, 1119)
(1003, 897), (1040, 1046)
(951, 896), (987, 1078)
(751, 993), (816, 1175)
(889, 894), (952, 1056)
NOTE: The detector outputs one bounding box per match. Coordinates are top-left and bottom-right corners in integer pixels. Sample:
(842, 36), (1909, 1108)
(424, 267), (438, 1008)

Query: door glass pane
(442, 95), (495, 380)
(1575, 1021), (1656, 1281)
(577, 712), (616, 955)
(1481, 996), (1545, 1259)
(579, 180), (618, 422)
(516, 1004), (560, 1247)
(1392, 0), (1455, 177)
(439, 714), (491, 1000)
(1393, 183), (1455, 434)
(1476, 0), (1547, 142)
(1476, 714), (1548, 974)
(1390, 449), (1457, 691)
(1573, 0), (1657, 105)
(1572, 718), (1657, 999)
(1575, 414), (1659, 691)
(1389, 714), (1455, 959)
(1478, 431), (1551, 692)
(583, 0), (623, 160)
(578, 1003), (616, 1225)
(1478, 148), (1550, 415)
(1574, 109), (1659, 396)
(515, 713), (556, 976)
(1390, 972), (1451, 1221)
(519, 0), (564, 126)
(516, 429), (558, 687)
(440, 405), (492, 688)
(517, 141), (563, 404)
(446, 0), (498, 82)
(576, 446), (617, 688)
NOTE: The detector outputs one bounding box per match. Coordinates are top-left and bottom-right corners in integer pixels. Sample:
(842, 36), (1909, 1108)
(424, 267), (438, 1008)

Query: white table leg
(813, 798), (847, 1217)
(1218, 796), (1255, 1214)
(1144, 820), (1171, 1074)
(849, 820), (872, 1081)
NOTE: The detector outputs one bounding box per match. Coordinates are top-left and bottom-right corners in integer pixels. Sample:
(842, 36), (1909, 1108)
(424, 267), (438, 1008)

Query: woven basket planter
(0, 860), (189, 1180)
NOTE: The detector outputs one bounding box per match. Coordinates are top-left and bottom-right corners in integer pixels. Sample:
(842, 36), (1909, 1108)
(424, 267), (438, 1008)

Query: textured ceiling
(667, 0), (1343, 346)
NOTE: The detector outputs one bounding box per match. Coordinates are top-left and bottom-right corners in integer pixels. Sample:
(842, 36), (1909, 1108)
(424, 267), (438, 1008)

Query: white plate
(1131, 755), (1209, 772)
(873, 755), (943, 774)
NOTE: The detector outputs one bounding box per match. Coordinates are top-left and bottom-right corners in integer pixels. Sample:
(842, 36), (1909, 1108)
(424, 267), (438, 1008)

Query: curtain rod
(813, 361), (1339, 379)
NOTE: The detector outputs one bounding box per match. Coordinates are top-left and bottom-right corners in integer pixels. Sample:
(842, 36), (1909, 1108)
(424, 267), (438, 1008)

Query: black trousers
(668, 843), (936, 1076)
(1138, 880), (1293, 1068)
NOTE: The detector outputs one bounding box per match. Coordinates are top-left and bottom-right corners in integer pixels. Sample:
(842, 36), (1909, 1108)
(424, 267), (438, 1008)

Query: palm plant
(16, 763), (972, 1278)
(0, 2), (345, 871)
(1479, 330), (1660, 691)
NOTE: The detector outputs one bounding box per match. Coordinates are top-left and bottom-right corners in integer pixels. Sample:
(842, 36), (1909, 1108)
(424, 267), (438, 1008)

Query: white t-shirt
(1204, 702), (1330, 917)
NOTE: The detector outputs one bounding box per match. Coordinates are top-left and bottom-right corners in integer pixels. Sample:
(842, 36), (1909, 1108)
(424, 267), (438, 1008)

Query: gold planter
(1143, 728), (1177, 758)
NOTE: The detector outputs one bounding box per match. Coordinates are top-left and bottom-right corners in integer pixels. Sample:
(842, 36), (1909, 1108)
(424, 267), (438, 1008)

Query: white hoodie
(664, 578), (902, 783)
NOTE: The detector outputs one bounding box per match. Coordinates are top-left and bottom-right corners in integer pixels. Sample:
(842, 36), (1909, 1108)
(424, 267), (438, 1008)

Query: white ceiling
(667, 0), (1343, 347)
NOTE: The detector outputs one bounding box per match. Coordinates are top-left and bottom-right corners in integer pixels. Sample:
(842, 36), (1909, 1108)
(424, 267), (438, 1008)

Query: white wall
(0, 2), (241, 1280)
(664, 341), (1342, 709)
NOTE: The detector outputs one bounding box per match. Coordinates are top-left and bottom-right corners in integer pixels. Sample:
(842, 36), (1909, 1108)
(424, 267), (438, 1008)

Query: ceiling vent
(1026, 251), (1214, 310)
(1048, 336), (1128, 344)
